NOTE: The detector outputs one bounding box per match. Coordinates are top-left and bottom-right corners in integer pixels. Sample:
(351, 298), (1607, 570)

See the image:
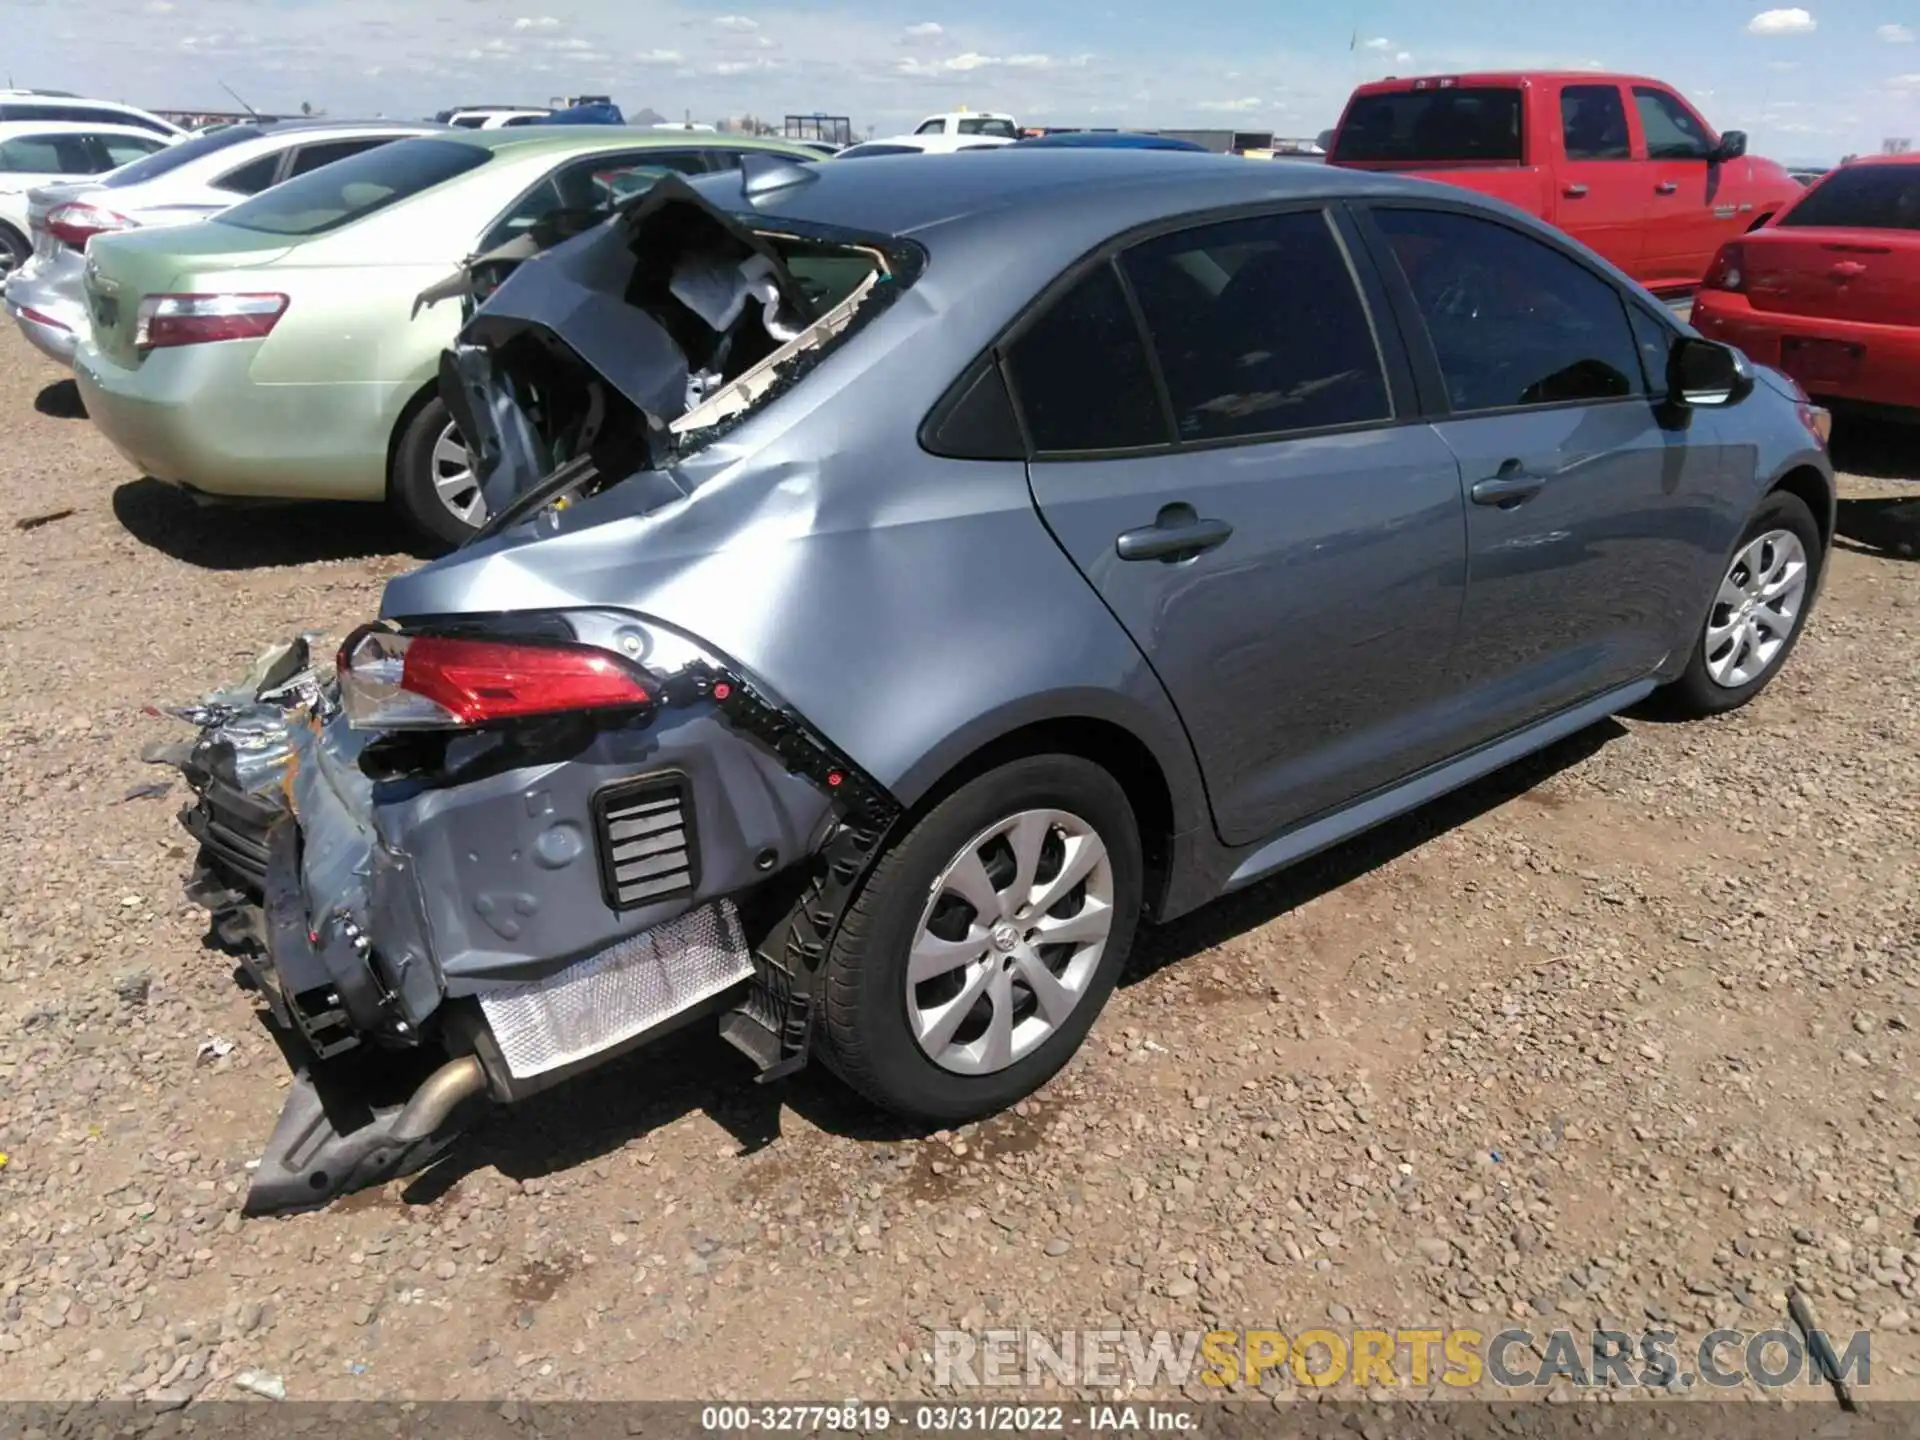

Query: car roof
(1350, 71), (1675, 96)
(1839, 152), (1920, 167)
(248, 118), (446, 136)
(717, 146), (1443, 239)
(1015, 132), (1207, 150)
(0, 119), (170, 138)
(428, 126), (820, 157)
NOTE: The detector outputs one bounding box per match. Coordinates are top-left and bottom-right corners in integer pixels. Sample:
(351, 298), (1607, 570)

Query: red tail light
(134, 293), (288, 350)
(337, 628), (656, 731)
(1702, 243), (1746, 293)
(45, 202), (135, 249)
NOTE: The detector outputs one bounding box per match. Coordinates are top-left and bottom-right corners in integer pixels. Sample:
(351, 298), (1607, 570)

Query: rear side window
(1121, 210), (1390, 442)
(1332, 88), (1523, 164)
(1005, 263), (1166, 454)
(1778, 165), (1920, 230)
(216, 137), (489, 236)
(1373, 207), (1641, 413)
(101, 123), (259, 187)
(960, 117), (1018, 138)
(285, 137), (391, 178)
(0, 133), (96, 174)
(1633, 88), (1713, 160)
(1560, 84), (1630, 160)
(214, 154), (281, 196)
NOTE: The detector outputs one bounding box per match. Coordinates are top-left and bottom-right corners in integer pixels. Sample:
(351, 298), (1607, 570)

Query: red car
(1692, 155), (1920, 420)
(1326, 72), (1802, 295)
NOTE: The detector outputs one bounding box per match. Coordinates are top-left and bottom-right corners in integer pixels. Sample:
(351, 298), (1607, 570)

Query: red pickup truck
(1326, 72), (1802, 295)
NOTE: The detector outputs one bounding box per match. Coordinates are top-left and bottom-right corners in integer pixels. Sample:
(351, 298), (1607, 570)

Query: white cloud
(1196, 96), (1262, 112)
(634, 47), (683, 64)
(1005, 53), (1055, 69)
(1747, 7), (1816, 35)
(1362, 36), (1392, 50)
(710, 56), (779, 74)
(1878, 22), (1915, 42)
(143, 0), (174, 11)
(903, 21), (944, 39)
(513, 14), (561, 29)
(1395, 50), (1414, 64)
(713, 14), (759, 31)
(1768, 58), (1801, 69)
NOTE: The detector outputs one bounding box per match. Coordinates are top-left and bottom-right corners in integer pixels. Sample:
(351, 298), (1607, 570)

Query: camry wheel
(391, 396), (485, 551)
(819, 754), (1142, 1122)
(1659, 490), (1823, 717)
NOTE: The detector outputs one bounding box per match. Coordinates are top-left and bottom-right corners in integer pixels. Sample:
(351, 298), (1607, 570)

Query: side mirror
(1668, 336), (1755, 407)
(1711, 130), (1748, 163)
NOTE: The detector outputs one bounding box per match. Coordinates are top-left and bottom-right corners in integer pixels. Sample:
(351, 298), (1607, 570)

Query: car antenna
(738, 151), (819, 201)
(218, 80), (261, 120)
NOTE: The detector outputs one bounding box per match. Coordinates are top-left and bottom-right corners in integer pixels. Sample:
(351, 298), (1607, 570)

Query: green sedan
(72, 127), (820, 545)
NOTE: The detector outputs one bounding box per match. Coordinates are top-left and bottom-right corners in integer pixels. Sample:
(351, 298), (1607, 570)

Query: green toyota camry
(72, 127), (820, 545)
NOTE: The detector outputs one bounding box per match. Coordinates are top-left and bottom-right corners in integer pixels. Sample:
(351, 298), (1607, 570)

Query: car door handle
(1470, 464), (1547, 508)
(1655, 180), (1678, 195)
(1830, 260), (1868, 278)
(1115, 503), (1233, 562)
(1562, 183), (1588, 198)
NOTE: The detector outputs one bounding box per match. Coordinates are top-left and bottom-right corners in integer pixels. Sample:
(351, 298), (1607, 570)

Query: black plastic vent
(592, 774), (698, 910)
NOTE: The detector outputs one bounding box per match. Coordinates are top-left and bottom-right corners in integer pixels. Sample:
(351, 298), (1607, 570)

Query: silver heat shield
(477, 900), (752, 1078)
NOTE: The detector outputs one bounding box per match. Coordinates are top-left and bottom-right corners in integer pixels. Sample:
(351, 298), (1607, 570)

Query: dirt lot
(2, 328), (1918, 1407)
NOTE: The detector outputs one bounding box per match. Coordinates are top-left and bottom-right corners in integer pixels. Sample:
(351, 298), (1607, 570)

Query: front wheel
(818, 754), (1143, 1124)
(1658, 489), (1823, 717)
(390, 397), (484, 550)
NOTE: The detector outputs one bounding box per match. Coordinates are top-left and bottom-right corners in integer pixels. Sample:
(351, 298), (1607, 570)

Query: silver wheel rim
(430, 421), (485, 527)
(1704, 527), (1808, 689)
(907, 808), (1114, 1076)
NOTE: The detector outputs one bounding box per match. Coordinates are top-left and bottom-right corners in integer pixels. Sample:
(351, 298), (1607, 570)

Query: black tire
(819, 754), (1143, 1124)
(389, 396), (479, 551)
(1658, 489), (1824, 718)
(0, 224), (29, 277)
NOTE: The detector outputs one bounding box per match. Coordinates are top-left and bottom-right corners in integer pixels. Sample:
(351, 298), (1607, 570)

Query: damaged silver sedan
(160, 151), (1834, 1212)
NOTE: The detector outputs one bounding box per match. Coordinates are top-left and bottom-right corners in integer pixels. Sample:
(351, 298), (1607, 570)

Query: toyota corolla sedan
(154, 151), (1833, 1212)
(69, 127), (823, 546)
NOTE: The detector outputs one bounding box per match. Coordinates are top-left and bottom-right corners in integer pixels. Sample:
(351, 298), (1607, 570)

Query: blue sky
(1, 0), (1913, 159)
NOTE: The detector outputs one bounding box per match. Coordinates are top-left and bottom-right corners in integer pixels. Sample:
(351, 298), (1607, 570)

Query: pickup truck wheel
(818, 754), (1142, 1124)
(1658, 490), (1822, 718)
(391, 397), (484, 551)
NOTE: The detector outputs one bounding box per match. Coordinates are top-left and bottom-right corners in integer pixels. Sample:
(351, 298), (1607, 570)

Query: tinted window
(98, 134), (166, 167)
(479, 150), (704, 250)
(960, 117), (1018, 138)
(451, 116), (487, 129)
(286, 138), (387, 178)
(100, 122), (258, 187)
(836, 143), (921, 158)
(1005, 263), (1166, 453)
(1779, 165), (1920, 230)
(914, 120), (944, 135)
(1633, 88), (1712, 160)
(216, 137), (489, 235)
(1627, 305), (1674, 398)
(1374, 207), (1641, 412)
(1332, 88), (1523, 163)
(502, 114), (544, 127)
(0, 134), (96, 174)
(215, 153), (281, 196)
(1560, 84), (1630, 160)
(1121, 211), (1389, 442)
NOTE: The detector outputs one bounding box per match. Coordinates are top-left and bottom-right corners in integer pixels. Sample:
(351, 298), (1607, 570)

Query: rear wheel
(390, 397), (484, 550)
(1658, 490), (1822, 717)
(0, 223), (28, 278)
(819, 754), (1142, 1123)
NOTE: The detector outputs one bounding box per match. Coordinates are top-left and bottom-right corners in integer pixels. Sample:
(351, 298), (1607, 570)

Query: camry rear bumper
(157, 630), (895, 1213)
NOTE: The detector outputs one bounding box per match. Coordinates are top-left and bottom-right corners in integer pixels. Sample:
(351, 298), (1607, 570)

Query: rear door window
(95, 134), (167, 168)
(1778, 165), (1920, 230)
(285, 137), (393, 178)
(1120, 209), (1390, 442)
(1560, 84), (1631, 160)
(1003, 263), (1168, 454)
(215, 137), (490, 235)
(1633, 87), (1713, 160)
(213, 153), (283, 196)
(1332, 87), (1523, 163)
(1372, 206), (1642, 412)
(0, 133), (97, 174)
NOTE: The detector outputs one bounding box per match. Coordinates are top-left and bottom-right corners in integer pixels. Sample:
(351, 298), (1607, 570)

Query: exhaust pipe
(243, 1054), (489, 1216)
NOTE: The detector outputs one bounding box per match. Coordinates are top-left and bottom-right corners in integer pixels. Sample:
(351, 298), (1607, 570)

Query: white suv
(0, 90), (179, 138)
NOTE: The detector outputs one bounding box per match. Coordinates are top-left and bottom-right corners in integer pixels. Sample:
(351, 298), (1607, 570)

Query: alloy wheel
(907, 808), (1115, 1076)
(431, 421), (485, 527)
(1704, 528), (1809, 689)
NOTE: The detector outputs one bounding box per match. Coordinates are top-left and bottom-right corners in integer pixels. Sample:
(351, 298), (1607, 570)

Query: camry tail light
(337, 627), (657, 731)
(134, 293), (288, 350)
(45, 202), (135, 249)
(1702, 243), (1745, 293)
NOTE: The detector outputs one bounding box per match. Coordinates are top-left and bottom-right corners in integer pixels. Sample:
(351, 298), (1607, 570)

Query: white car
(911, 110), (1020, 140)
(835, 134), (1015, 158)
(437, 106), (553, 129)
(0, 90), (180, 139)
(5, 118), (437, 364)
(0, 121), (171, 273)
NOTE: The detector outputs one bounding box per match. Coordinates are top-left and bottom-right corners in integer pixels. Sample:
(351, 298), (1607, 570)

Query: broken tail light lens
(337, 627), (656, 731)
(1701, 243), (1745, 294)
(45, 203), (136, 250)
(134, 293), (289, 350)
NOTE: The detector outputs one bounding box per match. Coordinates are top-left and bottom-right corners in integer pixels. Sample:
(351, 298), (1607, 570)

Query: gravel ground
(2, 329), (1918, 1407)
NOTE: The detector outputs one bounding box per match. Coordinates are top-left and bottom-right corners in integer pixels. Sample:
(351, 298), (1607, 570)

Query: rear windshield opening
(1780, 165), (1920, 231)
(1333, 87), (1524, 164)
(215, 137), (490, 236)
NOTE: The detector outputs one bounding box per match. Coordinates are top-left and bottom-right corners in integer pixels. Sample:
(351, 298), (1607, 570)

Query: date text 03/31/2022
(699, 1404), (1195, 1431)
